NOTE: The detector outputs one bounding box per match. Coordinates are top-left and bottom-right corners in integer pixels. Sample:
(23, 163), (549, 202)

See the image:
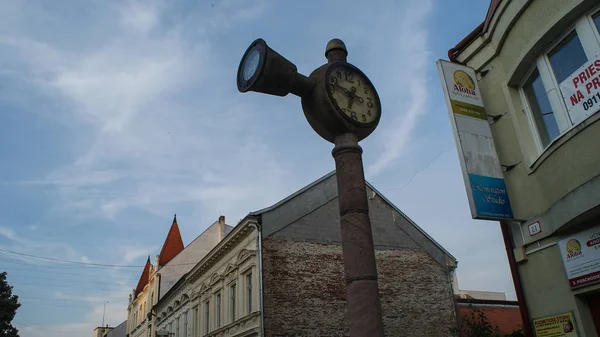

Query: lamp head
(237, 38), (303, 97)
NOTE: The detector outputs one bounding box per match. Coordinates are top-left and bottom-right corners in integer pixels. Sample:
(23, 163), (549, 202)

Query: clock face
(326, 65), (380, 126)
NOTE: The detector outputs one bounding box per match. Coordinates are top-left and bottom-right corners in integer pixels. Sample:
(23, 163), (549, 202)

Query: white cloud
(365, 0), (434, 176)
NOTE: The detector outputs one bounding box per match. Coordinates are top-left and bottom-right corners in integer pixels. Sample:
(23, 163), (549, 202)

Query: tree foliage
(456, 305), (524, 337)
(0, 272), (20, 337)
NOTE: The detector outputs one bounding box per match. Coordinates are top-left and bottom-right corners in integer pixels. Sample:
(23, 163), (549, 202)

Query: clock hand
(333, 84), (352, 97)
(348, 96), (355, 109)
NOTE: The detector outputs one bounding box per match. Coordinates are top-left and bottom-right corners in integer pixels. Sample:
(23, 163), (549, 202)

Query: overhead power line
(14, 322), (88, 333)
(0, 248), (142, 268)
(0, 248), (201, 268)
(387, 145), (455, 193)
(7, 274), (135, 287)
(0, 264), (138, 281)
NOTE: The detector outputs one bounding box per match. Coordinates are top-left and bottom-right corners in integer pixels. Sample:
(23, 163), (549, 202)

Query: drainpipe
(249, 220), (265, 337)
(500, 220), (534, 337)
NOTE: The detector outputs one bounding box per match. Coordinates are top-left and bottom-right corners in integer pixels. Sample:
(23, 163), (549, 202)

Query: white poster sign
(558, 225), (600, 289)
(436, 60), (513, 220)
(559, 58), (600, 124)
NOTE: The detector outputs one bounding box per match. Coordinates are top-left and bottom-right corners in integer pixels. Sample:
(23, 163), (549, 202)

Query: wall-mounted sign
(559, 58), (600, 125)
(528, 221), (542, 236)
(436, 60), (514, 220)
(533, 312), (578, 337)
(558, 225), (600, 289)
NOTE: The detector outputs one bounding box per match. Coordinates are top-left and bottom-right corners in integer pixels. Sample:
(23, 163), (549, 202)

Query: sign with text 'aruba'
(436, 60), (513, 220)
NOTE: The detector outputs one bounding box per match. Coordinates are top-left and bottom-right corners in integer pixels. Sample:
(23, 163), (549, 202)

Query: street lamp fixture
(237, 38), (385, 337)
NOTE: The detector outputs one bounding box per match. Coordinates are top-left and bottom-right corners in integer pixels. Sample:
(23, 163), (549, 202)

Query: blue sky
(0, 1), (511, 336)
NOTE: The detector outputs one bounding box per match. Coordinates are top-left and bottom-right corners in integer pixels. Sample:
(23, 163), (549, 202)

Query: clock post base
(332, 133), (385, 337)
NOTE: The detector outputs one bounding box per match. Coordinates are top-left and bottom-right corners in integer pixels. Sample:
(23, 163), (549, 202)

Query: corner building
(449, 0), (600, 335)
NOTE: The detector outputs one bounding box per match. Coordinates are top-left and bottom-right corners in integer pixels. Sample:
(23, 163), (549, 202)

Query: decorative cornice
(187, 220), (257, 283)
(209, 272), (223, 286)
(236, 249), (256, 265)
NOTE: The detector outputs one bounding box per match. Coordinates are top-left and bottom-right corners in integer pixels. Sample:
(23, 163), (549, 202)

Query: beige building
(148, 171), (459, 337)
(127, 216), (232, 337)
(449, 0), (600, 335)
(154, 218), (260, 337)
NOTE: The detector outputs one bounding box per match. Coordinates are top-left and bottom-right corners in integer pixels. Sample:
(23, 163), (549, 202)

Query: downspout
(249, 220), (265, 337)
(500, 221), (534, 337)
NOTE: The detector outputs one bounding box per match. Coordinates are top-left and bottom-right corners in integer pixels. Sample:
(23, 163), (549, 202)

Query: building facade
(127, 216), (232, 337)
(154, 218), (260, 337)
(449, 0), (600, 335)
(152, 171), (459, 337)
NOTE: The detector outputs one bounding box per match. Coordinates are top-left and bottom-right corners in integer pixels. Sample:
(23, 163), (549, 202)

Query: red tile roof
(134, 257), (152, 298)
(158, 215), (184, 266)
(457, 302), (523, 336)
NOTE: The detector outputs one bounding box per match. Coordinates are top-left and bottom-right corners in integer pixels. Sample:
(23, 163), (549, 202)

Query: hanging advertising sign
(533, 312), (578, 337)
(436, 60), (513, 220)
(559, 58), (600, 125)
(558, 225), (600, 289)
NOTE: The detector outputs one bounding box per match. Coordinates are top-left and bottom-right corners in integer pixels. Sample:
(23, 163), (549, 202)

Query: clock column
(236, 37), (386, 337)
(326, 40), (384, 337)
(332, 132), (384, 337)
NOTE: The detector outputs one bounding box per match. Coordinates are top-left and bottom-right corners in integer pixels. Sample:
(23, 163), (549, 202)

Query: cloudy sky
(0, 0), (513, 336)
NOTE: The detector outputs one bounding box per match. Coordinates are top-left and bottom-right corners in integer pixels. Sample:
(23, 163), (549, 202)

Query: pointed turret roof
(134, 257), (152, 298)
(158, 214), (184, 266)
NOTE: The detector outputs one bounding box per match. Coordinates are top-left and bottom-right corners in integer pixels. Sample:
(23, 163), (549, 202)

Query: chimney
(218, 216), (226, 240)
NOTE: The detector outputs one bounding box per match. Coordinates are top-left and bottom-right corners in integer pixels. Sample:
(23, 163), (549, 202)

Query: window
(169, 322), (173, 334)
(246, 272), (252, 314)
(176, 317), (180, 337)
(183, 311), (188, 337)
(230, 283), (236, 322)
(523, 70), (560, 146)
(204, 301), (210, 335)
(193, 307), (198, 337)
(216, 293), (221, 328)
(519, 8), (600, 154)
(548, 32), (587, 84)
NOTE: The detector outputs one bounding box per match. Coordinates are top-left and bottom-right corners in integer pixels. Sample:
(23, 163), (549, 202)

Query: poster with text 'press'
(436, 59), (513, 220)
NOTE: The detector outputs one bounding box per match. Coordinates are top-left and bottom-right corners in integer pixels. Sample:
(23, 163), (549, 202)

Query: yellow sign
(533, 312), (578, 337)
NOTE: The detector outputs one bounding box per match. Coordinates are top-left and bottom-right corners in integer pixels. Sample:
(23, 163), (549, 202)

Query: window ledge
(528, 110), (600, 173)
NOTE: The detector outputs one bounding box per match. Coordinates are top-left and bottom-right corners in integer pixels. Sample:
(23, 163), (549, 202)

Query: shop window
(594, 12), (600, 33)
(523, 70), (560, 147)
(548, 32), (588, 84)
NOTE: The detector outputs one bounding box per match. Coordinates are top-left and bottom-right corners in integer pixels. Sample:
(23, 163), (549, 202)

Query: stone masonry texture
(262, 238), (458, 337)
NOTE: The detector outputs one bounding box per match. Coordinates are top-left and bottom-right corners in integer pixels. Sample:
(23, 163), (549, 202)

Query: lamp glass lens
(242, 49), (261, 81)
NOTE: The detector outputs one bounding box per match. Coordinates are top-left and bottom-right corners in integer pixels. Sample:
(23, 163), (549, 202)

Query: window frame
(229, 282), (236, 323)
(245, 272), (253, 315)
(215, 291), (222, 328)
(183, 311), (188, 337)
(204, 300), (210, 335)
(519, 5), (600, 159)
(192, 306), (198, 337)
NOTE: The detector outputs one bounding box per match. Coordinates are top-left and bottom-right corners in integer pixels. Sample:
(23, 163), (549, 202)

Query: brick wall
(262, 238), (458, 337)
